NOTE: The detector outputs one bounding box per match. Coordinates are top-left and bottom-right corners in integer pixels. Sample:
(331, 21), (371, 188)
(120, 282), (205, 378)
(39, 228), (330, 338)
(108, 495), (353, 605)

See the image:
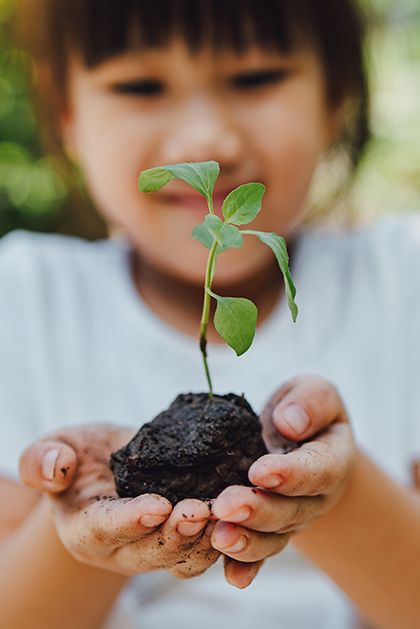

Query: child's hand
(19, 424), (219, 578)
(211, 375), (356, 588)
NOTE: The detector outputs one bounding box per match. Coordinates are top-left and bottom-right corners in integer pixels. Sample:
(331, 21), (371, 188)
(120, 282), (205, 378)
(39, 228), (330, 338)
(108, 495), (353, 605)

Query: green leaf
(218, 223), (243, 252)
(193, 215), (244, 253)
(204, 214), (224, 245)
(207, 289), (257, 356)
(164, 161), (219, 202)
(138, 161), (219, 204)
(241, 230), (298, 321)
(138, 167), (174, 192)
(191, 222), (213, 250)
(222, 183), (265, 225)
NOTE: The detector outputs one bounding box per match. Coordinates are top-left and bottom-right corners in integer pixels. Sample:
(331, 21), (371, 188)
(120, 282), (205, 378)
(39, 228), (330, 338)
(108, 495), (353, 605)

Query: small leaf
(222, 183), (265, 225)
(138, 167), (174, 192)
(191, 222), (213, 250)
(241, 230), (298, 321)
(138, 161), (219, 202)
(164, 161), (219, 202)
(204, 214), (224, 245)
(207, 289), (257, 356)
(218, 223), (243, 252)
(192, 217), (243, 253)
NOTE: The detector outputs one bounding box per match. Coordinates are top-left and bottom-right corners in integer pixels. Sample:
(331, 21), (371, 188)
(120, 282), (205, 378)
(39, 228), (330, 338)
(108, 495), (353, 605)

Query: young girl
(1, 1), (419, 628)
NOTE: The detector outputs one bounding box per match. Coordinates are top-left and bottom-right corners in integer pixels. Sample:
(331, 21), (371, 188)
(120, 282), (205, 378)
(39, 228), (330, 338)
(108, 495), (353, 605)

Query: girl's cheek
(243, 69), (331, 155)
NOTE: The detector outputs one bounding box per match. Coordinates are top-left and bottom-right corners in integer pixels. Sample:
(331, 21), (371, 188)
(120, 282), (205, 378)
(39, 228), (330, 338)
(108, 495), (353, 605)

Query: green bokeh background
(0, 0), (419, 239)
(0, 0), (68, 236)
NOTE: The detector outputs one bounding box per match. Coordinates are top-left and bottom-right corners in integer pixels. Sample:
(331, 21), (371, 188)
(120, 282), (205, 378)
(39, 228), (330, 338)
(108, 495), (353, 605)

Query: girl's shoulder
(0, 231), (133, 329)
(0, 230), (125, 290)
(300, 211), (420, 250)
(298, 212), (420, 280)
(0, 229), (120, 266)
(291, 212), (420, 338)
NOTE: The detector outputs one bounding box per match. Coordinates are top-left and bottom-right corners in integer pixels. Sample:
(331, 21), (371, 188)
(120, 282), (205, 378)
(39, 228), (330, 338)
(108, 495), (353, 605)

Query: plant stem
(199, 239), (218, 396)
(207, 196), (214, 215)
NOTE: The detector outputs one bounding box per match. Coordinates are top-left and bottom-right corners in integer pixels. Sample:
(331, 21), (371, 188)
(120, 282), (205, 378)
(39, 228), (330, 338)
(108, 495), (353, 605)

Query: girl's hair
(17, 0), (370, 229)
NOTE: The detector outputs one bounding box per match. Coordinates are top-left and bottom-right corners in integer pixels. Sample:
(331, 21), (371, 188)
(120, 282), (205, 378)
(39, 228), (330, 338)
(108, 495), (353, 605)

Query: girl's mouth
(160, 189), (235, 218)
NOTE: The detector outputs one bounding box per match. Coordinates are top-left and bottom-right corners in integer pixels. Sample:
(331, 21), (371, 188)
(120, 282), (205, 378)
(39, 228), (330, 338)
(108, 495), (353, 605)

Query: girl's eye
(111, 79), (165, 96)
(230, 68), (290, 90)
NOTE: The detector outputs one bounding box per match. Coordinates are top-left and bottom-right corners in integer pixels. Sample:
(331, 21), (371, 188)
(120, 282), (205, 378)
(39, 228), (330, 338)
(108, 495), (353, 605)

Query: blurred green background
(0, 0), (419, 238)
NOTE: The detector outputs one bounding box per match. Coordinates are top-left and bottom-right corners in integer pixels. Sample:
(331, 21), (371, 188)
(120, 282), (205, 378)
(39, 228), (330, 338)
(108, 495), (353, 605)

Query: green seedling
(138, 160), (298, 396)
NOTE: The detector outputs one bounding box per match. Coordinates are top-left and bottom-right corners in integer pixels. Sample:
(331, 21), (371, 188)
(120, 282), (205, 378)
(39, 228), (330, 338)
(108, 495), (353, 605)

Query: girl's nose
(161, 100), (243, 169)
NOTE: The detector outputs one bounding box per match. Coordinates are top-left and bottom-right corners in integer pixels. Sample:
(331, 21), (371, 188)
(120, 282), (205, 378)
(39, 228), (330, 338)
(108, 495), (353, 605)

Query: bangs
(47, 0), (314, 67)
(17, 0), (369, 185)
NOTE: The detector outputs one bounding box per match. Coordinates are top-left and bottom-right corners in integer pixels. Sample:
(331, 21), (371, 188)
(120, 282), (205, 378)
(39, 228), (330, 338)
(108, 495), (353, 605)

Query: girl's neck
(130, 242), (297, 343)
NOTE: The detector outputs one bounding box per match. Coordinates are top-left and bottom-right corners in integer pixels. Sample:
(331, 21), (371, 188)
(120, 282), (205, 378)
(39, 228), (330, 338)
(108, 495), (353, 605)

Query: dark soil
(110, 392), (295, 505)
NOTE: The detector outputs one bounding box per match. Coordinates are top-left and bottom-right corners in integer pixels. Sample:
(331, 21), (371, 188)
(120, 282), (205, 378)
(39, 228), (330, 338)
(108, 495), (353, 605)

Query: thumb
(224, 556), (264, 589)
(271, 375), (348, 442)
(19, 439), (77, 493)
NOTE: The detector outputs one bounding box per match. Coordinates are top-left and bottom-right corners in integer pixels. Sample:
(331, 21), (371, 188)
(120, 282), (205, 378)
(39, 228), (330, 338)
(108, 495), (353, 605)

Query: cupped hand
(19, 424), (219, 578)
(211, 375), (356, 588)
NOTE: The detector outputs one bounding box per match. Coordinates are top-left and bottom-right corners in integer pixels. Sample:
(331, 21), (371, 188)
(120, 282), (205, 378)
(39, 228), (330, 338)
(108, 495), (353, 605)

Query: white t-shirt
(1, 214), (419, 629)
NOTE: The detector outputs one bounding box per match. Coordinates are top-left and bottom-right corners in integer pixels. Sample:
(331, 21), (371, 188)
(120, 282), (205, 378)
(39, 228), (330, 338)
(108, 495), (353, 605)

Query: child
(1, 1), (419, 627)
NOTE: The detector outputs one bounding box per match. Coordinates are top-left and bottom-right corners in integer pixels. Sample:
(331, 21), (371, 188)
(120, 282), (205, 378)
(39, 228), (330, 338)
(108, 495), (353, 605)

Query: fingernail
(228, 565), (254, 590)
(220, 506), (252, 523)
(42, 449), (59, 480)
(261, 475), (282, 488)
(225, 535), (248, 553)
(177, 521), (206, 536)
(140, 514), (168, 528)
(282, 404), (310, 436)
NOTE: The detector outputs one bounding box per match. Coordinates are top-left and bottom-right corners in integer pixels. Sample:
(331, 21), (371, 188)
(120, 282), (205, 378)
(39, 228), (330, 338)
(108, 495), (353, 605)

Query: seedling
(111, 161), (298, 503)
(139, 160), (298, 396)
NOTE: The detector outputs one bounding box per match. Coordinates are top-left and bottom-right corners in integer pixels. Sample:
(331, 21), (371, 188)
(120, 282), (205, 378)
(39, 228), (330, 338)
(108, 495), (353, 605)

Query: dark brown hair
(17, 0), (370, 226)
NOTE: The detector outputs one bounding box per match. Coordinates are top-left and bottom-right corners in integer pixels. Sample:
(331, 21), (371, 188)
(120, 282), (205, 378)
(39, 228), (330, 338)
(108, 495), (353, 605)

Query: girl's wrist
(332, 442), (360, 510)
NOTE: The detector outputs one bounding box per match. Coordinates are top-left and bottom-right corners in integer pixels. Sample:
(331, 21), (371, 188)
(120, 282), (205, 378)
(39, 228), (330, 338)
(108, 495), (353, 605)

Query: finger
(412, 461), (420, 490)
(249, 421), (355, 496)
(62, 493), (172, 553)
(269, 375), (348, 442)
(167, 523), (219, 579)
(19, 440), (77, 493)
(161, 499), (211, 542)
(213, 485), (324, 532)
(159, 501), (215, 576)
(224, 556), (264, 589)
(211, 521), (290, 562)
(112, 503), (213, 575)
(115, 519), (218, 577)
(260, 378), (300, 451)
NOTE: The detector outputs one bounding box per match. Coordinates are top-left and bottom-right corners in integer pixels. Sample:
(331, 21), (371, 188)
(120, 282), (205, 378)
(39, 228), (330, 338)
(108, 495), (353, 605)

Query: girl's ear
(325, 100), (347, 148)
(60, 108), (79, 162)
(32, 60), (79, 160)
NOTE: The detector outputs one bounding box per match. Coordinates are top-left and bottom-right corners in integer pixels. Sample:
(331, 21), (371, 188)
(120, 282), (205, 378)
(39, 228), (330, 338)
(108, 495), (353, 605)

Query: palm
(42, 423), (220, 577)
(52, 423), (135, 511)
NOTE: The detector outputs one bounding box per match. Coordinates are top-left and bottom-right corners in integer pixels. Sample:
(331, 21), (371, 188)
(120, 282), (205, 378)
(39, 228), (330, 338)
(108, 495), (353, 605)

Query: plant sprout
(138, 160), (298, 397)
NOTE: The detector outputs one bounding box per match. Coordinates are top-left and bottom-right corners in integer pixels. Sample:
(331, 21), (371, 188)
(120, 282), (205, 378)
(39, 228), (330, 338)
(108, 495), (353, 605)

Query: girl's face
(62, 39), (338, 286)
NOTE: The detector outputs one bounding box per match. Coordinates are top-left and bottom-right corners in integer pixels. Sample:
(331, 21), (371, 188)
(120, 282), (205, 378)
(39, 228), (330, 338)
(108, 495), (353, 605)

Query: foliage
(351, 0), (420, 219)
(139, 161), (297, 394)
(0, 4), (69, 235)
